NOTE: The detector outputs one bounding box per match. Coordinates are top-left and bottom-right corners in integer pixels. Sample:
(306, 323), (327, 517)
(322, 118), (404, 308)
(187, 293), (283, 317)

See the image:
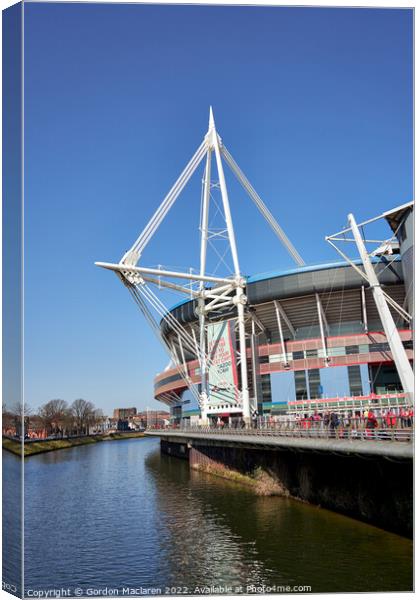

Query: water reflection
(145, 445), (413, 593)
(3, 452), (22, 596)
(145, 451), (268, 588)
(18, 438), (413, 595)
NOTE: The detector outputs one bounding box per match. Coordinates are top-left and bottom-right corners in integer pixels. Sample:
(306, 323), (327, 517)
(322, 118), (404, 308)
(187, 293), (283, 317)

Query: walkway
(145, 426), (413, 459)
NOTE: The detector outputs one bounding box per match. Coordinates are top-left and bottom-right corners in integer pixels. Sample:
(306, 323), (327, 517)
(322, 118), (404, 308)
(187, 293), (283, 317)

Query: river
(3, 438), (413, 595)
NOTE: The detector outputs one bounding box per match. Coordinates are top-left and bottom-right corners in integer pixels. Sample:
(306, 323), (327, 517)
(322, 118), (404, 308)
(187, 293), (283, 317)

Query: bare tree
(62, 409), (75, 436)
(39, 399), (68, 436)
(71, 399), (95, 435)
(34, 398), (100, 438)
(6, 402), (33, 437)
(10, 401), (32, 417)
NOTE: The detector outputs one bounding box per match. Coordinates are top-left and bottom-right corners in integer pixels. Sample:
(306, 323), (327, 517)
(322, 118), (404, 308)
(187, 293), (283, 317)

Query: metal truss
(97, 108), (304, 424)
(325, 210), (414, 401)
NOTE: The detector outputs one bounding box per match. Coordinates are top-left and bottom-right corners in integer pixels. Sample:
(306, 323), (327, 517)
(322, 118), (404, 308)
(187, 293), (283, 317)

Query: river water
(4, 437), (413, 595)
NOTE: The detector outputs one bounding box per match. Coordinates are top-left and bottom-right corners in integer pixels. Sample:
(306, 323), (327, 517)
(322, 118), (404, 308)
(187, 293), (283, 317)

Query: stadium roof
(168, 258), (389, 312)
(383, 201), (413, 234)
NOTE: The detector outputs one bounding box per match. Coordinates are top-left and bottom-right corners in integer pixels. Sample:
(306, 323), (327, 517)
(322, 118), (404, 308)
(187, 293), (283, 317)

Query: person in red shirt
(408, 407), (414, 427)
(366, 410), (378, 438)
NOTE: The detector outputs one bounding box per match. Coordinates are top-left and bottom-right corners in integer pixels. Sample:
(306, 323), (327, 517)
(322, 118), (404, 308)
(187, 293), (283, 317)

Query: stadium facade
(154, 203), (413, 425)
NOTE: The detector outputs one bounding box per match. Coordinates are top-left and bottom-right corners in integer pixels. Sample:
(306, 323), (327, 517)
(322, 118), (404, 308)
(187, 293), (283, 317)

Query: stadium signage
(207, 320), (238, 405)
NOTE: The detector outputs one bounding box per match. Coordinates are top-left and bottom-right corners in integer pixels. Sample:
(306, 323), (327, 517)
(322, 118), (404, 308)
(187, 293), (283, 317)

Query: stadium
(154, 226), (413, 425)
(97, 110), (414, 426)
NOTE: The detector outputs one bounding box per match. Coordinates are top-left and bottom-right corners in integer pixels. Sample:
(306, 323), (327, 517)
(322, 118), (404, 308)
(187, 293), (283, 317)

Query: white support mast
(348, 213), (414, 401)
(209, 111), (241, 276)
(198, 128), (213, 423)
(207, 108), (251, 423)
(274, 301), (289, 367)
(97, 107), (305, 427)
(361, 285), (368, 333)
(315, 293), (329, 366)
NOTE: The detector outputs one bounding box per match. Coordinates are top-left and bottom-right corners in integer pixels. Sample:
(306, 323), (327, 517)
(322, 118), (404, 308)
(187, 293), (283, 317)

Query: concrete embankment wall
(160, 438), (412, 537)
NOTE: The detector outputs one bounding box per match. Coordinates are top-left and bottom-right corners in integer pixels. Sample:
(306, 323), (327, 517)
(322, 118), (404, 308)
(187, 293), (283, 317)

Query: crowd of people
(292, 406), (414, 432)
(166, 406), (414, 440)
(175, 405), (414, 437)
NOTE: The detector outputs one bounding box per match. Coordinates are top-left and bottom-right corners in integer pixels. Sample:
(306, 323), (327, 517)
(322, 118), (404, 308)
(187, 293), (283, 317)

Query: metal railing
(149, 417), (414, 443)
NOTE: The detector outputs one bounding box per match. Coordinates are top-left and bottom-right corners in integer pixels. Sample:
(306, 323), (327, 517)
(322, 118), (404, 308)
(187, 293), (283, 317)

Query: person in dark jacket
(330, 412), (339, 429)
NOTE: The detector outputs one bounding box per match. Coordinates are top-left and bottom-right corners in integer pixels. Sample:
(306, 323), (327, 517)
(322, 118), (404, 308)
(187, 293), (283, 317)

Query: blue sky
(23, 4), (413, 414)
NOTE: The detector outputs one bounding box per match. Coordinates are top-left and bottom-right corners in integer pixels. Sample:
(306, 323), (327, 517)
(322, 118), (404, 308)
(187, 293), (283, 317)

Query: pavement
(145, 430), (413, 459)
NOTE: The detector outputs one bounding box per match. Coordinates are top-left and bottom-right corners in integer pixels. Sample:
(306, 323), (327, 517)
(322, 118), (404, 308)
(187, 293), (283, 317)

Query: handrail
(148, 421), (414, 443)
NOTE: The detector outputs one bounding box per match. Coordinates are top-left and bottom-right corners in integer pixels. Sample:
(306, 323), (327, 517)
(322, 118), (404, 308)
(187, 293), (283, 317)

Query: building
(154, 223), (413, 425)
(113, 407), (137, 420)
(97, 112), (413, 427)
(136, 410), (170, 428)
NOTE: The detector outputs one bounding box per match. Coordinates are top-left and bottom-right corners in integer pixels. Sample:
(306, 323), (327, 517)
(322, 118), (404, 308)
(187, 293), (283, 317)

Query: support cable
(222, 145), (305, 267)
(135, 282), (240, 404)
(326, 239), (411, 322)
(122, 280), (203, 408)
(123, 140), (208, 262)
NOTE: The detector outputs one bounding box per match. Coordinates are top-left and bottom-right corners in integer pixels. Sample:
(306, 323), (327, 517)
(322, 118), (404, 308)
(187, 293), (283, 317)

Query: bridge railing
(150, 417), (414, 442)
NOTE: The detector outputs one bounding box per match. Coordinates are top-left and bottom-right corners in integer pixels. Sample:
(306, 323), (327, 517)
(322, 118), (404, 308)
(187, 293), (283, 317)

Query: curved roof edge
(246, 259), (368, 284)
(168, 257), (400, 312)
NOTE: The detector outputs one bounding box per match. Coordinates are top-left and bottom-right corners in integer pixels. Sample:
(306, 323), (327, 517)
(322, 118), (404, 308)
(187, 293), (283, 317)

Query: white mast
(347, 213), (414, 402)
(206, 108), (250, 423)
(97, 108), (304, 426)
(197, 110), (213, 422)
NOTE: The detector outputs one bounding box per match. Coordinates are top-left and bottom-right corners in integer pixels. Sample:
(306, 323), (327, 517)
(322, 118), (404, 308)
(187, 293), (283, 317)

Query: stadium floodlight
(96, 108), (305, 425)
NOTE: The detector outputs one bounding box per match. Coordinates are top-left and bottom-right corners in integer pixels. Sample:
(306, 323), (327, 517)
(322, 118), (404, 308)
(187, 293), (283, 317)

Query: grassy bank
(191, 461), (288, 496)
(2, 431), (145, 457)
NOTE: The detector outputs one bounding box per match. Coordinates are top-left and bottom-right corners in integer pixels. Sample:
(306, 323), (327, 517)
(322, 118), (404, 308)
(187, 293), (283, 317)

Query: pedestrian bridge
(145, 426), (413, 459)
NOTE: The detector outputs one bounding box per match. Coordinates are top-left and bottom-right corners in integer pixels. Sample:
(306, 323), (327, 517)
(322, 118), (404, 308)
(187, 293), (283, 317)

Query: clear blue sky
(23, 3), (413, 414)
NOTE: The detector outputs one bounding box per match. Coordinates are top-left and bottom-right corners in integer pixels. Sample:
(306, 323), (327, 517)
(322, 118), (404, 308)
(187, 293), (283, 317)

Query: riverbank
(2, 431), (145, 457)
(160, 436), (413, 538)
(191, 461), (288, 496)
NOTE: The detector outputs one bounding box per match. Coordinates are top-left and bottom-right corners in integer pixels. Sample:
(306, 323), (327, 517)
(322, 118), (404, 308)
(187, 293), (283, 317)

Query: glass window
(294, 370), (308, 400)
(346, 345), (359, 355)
(348, 365), (363, 396)
(329, 346), (345, 357)
(308, 369), (321, 399)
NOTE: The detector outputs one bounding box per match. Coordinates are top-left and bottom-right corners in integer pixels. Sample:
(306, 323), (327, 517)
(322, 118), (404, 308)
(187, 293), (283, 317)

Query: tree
(10, 401), (32, 417)
(39, 399), (69, 436)
(71, 398), (95, 435)
(7, 402), (33, 437)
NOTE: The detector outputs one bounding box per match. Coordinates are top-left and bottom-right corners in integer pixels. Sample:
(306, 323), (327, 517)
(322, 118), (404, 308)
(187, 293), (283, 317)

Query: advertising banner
(207, 320), (238, 405)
